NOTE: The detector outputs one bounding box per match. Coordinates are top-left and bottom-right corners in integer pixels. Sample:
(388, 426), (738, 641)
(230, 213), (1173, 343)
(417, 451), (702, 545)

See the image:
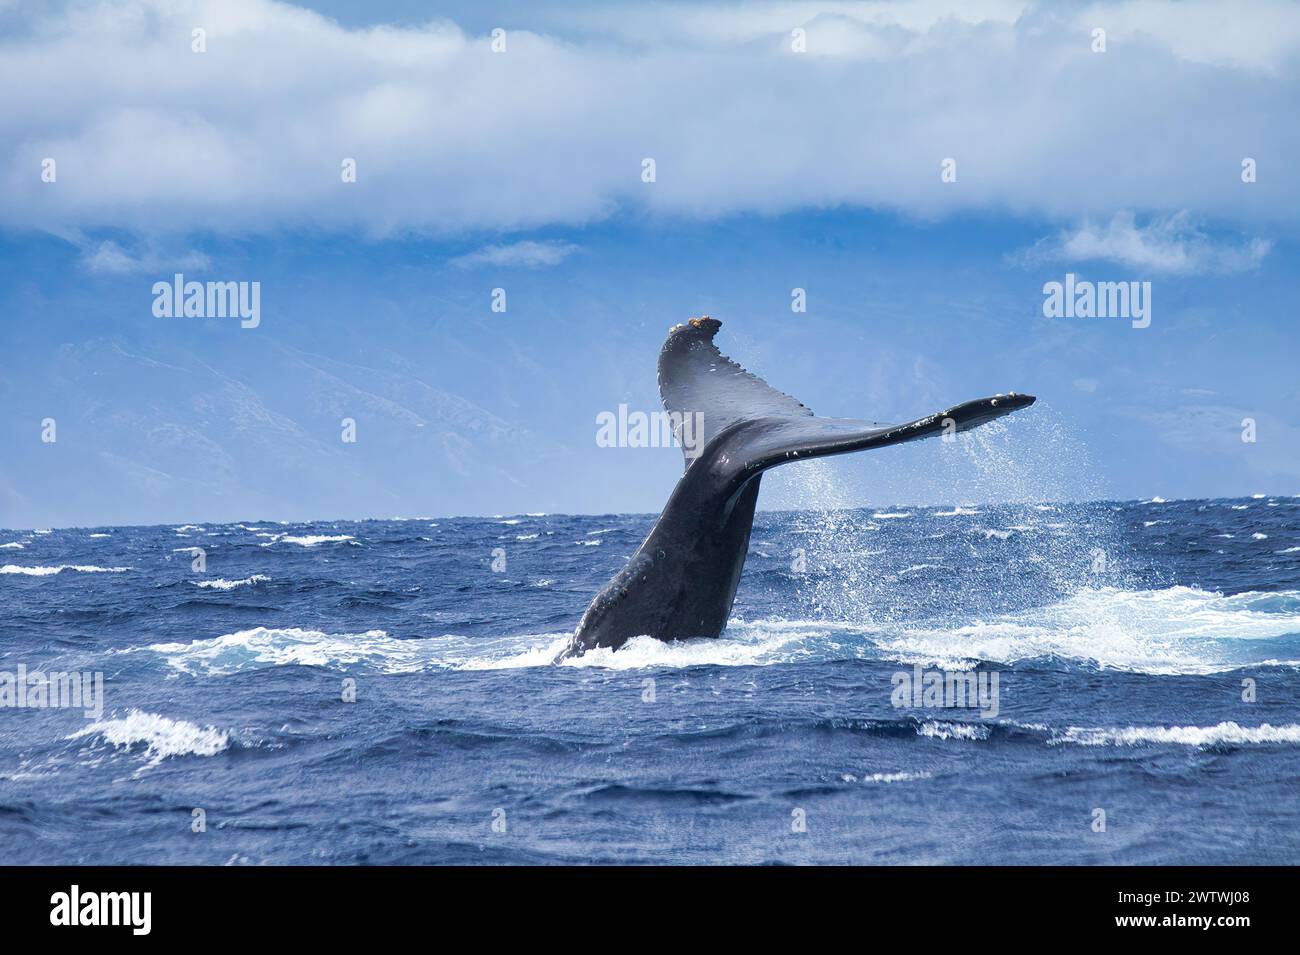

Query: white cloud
(80, 240), (212, 274)
(1012, 211), (1272, 274)
(447, 240), (579, 269)
(0, 0), (1297, 238)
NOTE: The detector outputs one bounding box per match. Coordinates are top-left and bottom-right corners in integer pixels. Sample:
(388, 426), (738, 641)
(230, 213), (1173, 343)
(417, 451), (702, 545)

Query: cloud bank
(448, 239), (580, 269)
(1, 0), (1298, 238)
(1012, 211), (1273, 274)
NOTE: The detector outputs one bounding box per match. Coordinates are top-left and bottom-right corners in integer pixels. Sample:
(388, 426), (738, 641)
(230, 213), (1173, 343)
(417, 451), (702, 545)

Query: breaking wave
(68, 709), (230, 767)
(131, 585), (1300, 677)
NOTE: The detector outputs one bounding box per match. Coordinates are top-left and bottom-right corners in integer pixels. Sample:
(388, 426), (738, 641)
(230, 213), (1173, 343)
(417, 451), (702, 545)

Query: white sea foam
(135, 587), (1300, 678)
(192, 574), (270, 590)
(1252, 533), (1268, 540)
(1278, 547), (1300, 554)
(933, 507), (980, 516)
(273, 534), (354, 547)
(877, 586), (1300, 675)
(0, 564), (130, 575)
(0, 542), (24, 549)
(143, 626), (412, 674)
(68, 709), (229, 767)
(872, 512), (912, 519)
(1053, 721), (1300, 747)
(842, 770), (933, 784)
(917, 721), (989, 741)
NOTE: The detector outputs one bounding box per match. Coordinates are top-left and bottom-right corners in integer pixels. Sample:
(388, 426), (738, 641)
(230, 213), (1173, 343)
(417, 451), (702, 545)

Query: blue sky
(1, 0), (1298, 527)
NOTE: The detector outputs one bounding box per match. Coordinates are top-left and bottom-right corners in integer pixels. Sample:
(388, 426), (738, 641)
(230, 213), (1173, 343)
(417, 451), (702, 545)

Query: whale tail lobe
(658, 318), (1035, 483)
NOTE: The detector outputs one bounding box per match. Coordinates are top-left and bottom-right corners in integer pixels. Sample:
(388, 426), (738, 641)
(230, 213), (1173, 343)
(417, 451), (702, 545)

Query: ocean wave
(140, 626), (436, 675)
(0, 542), (24, 549)
(876, 586), (1300, 675)
(131, 586), (1300, 677)
(1052, 721), (1300, 747)
(917, 720), (990, 741)
(68, 709), (229, 767)
(0, 564), (131, 576)
(270, 534), (354, 547)
(842, 770), (933, 783)
(192, 574), (270, 590)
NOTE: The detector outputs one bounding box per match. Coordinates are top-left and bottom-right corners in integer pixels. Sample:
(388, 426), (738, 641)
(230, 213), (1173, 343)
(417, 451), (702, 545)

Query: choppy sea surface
(2, 496), (1299, 864)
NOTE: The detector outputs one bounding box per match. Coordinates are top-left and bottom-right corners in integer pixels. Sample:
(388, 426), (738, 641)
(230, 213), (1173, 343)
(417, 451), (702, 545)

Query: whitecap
(876, 586), (1300, 676)
(192, 574), (270, 590)
(1053, 721), (1300, 747)
(843, 770), (932, 784)
(68, 709), (229, 768)
(273, 534), (354, 547)
(917, 721), (989, 741)
(142, 626), (431, 675)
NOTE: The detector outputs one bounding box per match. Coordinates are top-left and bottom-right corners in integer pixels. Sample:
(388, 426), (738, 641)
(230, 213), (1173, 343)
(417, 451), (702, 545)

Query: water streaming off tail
(757, 404), (1140, 624)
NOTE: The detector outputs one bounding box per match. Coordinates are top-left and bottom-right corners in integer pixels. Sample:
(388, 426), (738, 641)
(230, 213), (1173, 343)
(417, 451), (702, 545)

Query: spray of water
(759, 403), (1138, 623)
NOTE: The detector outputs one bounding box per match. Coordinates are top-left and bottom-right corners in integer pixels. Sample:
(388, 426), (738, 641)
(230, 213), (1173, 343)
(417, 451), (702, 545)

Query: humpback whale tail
(658, 316), (1033, 478)
(562, 317), (1035, 658)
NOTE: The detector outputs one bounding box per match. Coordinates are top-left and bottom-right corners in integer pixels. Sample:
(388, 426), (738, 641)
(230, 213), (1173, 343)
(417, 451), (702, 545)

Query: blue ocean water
(2, 496), (1299, 865)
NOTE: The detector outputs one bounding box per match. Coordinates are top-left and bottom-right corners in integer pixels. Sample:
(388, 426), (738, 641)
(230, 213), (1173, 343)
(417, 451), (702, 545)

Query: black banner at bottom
(0, 865), (1285, 940)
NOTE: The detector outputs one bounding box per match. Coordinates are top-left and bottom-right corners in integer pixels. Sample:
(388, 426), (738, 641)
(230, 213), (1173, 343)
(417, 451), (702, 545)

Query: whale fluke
(658, 316), (815, 464)
(561, 319), (1035, 658)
